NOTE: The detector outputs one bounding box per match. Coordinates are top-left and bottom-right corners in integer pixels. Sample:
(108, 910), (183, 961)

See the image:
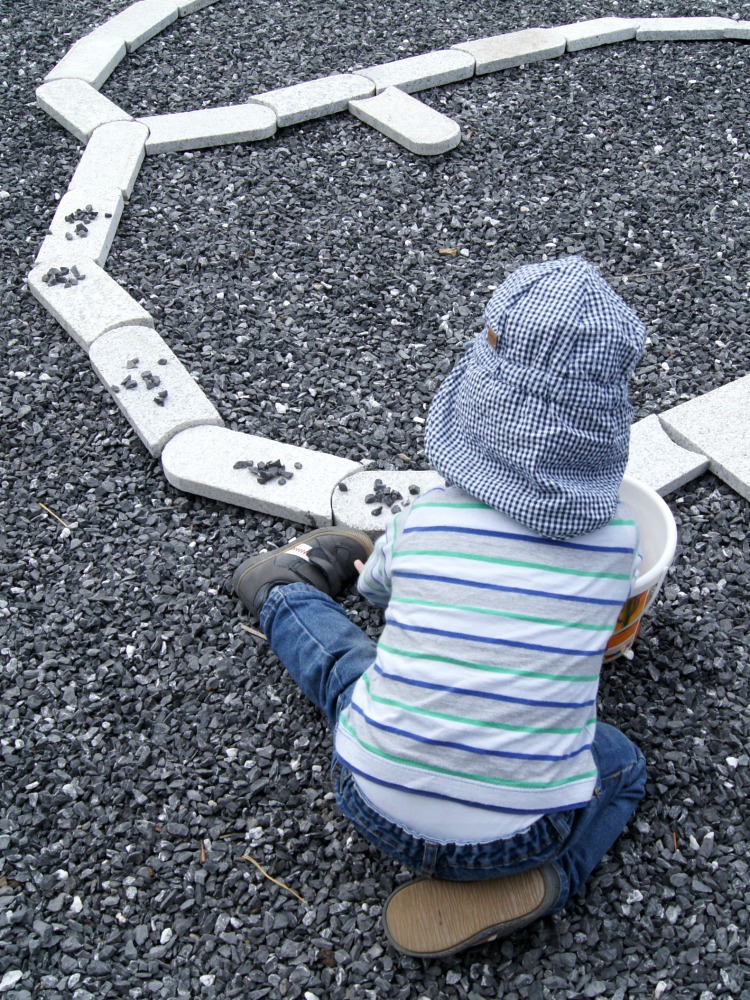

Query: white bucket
(603, 474), (678, 662)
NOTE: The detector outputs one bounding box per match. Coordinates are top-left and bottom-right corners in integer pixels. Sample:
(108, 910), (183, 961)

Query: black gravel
(3, 1), (750, 997)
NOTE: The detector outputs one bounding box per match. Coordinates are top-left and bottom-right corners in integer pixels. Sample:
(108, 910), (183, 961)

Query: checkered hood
(425, 256), (646, 539)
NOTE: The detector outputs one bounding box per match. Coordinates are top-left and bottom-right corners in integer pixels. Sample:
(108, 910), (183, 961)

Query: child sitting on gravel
(232, 256), (648, 958)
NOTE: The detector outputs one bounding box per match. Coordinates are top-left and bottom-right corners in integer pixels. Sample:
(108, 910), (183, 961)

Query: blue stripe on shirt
(339, 754), (591, 815)
(403, 523), (634, 554)
(389, 616), (608, 657)
(348, 698), (593, 762)
(372, 662), (596, 709)
(392, 569), (623, 606)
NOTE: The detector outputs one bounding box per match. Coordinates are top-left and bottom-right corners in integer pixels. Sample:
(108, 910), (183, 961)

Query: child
(233, 256), (648, 958)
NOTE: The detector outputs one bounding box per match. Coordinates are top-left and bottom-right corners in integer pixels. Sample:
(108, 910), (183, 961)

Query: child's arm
(356, 512), (401, 608)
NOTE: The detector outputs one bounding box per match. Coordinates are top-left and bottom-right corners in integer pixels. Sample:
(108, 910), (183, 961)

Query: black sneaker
(232, 527), (374, 618)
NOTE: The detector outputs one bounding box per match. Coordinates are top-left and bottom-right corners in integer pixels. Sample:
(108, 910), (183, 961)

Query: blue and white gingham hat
(425, 256), (646, 539)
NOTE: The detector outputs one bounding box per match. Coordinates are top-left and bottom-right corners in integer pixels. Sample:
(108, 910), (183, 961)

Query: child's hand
(354, 559), (366, 574)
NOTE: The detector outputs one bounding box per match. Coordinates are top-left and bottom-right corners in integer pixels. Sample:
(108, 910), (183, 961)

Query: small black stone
(391, 504), (401, 514)
(364, 494), (377, 504)
(338, 483), (348, 492)
(233, 461), (251, 469)
(158, 358), (168, 366)
(408, 485), (420, 495)
(126, 358), (139, 369)
(294, 462), (303, 469)
(371, 506), (383, 516)
(277, 477), (287, 485)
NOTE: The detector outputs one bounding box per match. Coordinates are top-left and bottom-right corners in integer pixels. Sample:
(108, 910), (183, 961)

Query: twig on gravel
(240, 623), (267, 641)
(37, 501), (70, 529)
(240, 853), (305, 904)
(609, 263), (703, 282)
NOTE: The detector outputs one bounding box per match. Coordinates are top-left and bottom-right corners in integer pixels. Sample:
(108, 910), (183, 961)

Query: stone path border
(30, 5), (750, 530)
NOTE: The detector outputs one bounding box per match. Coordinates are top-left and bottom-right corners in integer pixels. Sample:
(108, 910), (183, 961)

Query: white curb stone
(36, 185), (125, 269)
(562, 17), (640, 52)
(626, 415), (709, 496)
(451, 27), (567, 75)
(90, 326), (224, 458)
(161, 426), (361, 526)
(251, 75), (374, 128)
(332, 469), (445, 537)
(44, 33), (127, 89)
(723, 20), (750, 40)
(178, 0), (219, 13)
(139, 103), (277, 153)
(90, 0), (180, 54)
(36, 79), (132, 143)
(69, 121), (149, 200)
(358, 50), (475, 95)
(636, 17), (737, 41)
(28, 260), (153, 353)
(349, 87), (461, 156)
(659, 377), (750, 502)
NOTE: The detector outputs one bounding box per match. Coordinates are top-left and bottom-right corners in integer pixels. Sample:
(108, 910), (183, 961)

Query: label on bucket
(604, 589), (651, 662)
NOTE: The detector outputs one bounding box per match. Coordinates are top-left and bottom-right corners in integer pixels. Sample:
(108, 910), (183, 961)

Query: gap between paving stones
(30, 7), (750, 529)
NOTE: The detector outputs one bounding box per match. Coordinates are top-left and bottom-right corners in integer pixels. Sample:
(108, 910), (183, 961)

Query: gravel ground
(2, 1), (750, 997)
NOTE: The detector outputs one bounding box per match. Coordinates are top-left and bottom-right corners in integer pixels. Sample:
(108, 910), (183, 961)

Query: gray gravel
(2, 0), (750, 997)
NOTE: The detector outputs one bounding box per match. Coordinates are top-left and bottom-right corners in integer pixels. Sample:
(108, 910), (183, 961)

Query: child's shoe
(382, 865), (560, 958)
(233, 527), (374, 617)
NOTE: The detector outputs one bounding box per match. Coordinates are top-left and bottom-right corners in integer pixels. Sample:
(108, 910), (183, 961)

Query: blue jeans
(260, 583), (647, 909)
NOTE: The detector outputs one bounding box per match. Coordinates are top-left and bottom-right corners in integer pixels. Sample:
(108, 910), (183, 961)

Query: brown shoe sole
(383, 867), (559, 958)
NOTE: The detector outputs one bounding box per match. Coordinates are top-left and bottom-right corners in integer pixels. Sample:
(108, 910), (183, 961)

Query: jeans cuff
(259, 581), (319, 632)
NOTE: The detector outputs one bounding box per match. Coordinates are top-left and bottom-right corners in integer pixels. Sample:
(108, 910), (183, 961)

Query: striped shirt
(334, 485), (639, 833)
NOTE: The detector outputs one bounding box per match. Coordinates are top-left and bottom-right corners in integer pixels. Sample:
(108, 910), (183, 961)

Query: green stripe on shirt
(390, 595), (614, 631)
(339, 715), (597, 790)
(392, 548), (631, 580)
(377, 641), (599, 682)
(362, 672), (595, 734)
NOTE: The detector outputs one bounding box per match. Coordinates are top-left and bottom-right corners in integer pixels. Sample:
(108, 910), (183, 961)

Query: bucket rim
(619, 474), (678, 595)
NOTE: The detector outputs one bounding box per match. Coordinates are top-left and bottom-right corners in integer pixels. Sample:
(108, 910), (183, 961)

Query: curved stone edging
(29, 6), (750, 528)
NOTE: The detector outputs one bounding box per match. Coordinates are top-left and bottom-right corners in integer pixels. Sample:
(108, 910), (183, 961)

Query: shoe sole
(232, 527), (374, 597)
(383, 868), (557, 958)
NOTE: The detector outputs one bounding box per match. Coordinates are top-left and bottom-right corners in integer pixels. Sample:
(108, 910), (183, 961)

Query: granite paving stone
(161, 426), (361, 526)
(36, 79), (132, 143)
(28, 259), (153, 352)
(626, 414), (709, 497)
(451, 27), (567, 75)
(251, 74), (374, 128)
(349, 87), (461, 156)
(723, 20), (750, 39)
(89, 326), (224, 458)
(139, 103), (277, 152)
(659, 377), (750, 502)
(636, 16), (737, 41)
(69, 121), (149, 200)
(562, 17), (641, 52)
(35, 184), (124, 268)
(43, 32), (127, 90)
(357, 50), (475, 95)
(89, 0), (180, 54)
(332, 469), (445, 536)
